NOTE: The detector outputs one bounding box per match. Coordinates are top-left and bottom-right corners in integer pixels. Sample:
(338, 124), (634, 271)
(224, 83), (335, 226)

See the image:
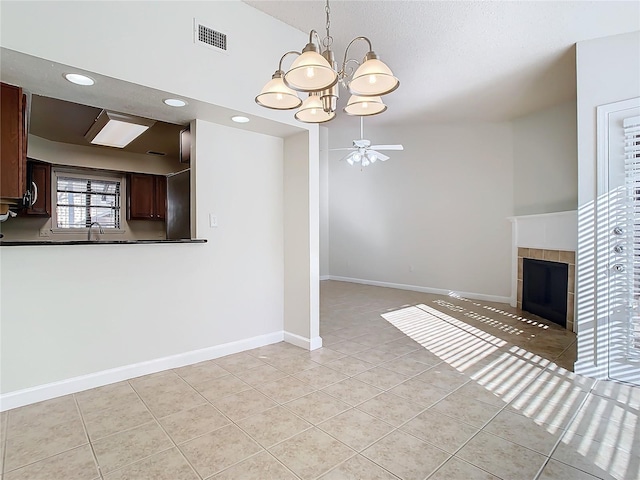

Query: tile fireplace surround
(516, 248), (576, 331)
(509, 211), (577, 332)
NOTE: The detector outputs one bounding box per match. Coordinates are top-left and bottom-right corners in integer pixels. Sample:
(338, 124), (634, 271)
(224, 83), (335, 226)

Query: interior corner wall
(327, 122), (514, 300)
(512, 101), (578, 216)
(575, 31), (640, 378)
(283, 129), (321, 349)
(0, 120), (285, 394)
(319, 126), (330, 278)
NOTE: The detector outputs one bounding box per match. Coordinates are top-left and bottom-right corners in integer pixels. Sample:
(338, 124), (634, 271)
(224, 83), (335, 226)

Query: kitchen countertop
(0, 239), (207, 246)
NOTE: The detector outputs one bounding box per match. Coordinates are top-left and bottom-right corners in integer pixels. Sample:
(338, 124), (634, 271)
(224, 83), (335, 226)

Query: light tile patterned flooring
(1, 280), (639, 479)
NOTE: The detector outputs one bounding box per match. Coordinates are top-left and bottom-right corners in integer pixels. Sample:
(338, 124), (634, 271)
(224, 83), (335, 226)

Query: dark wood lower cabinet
(127, 173), (166, 221)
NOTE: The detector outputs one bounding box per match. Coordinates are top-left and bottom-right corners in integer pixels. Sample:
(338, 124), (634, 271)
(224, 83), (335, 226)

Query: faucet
(88, 221), (104, 241)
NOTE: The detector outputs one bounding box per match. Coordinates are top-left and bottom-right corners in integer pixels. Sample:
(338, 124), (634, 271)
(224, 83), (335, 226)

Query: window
(55, 172), (122, 229)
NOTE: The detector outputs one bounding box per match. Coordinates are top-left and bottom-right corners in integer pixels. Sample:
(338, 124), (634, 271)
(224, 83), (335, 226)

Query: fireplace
(522, 258), (569, 328)
(517, 248), (575, 330)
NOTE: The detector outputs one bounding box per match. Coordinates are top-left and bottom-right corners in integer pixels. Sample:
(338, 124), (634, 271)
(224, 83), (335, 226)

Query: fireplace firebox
(522, 258), (569, 328)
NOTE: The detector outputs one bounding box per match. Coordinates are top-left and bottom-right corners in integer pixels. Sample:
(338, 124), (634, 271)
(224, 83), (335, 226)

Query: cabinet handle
(31, 181), (38, 207)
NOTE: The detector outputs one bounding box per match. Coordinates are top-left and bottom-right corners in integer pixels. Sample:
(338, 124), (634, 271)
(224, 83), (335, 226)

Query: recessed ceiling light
(231, 115), (250, 123)
(163, 98), (187, 107)
(64, 73), (95, 86)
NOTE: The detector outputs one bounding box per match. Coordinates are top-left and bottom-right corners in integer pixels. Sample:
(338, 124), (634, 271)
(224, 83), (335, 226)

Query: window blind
(623, 115), (640, 355)
(56, 176), (121, 228)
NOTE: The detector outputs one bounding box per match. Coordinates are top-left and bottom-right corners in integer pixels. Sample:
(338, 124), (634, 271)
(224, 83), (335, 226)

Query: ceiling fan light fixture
(255, 71), (302, 110)
(294, 93), (336, 123)
(349, 54), (399, 96)
(344, 95), (387, 116)
(284, 44), (338, 92)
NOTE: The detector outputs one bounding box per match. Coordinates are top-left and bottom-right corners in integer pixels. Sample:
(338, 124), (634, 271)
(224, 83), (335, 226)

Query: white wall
(575, 31), (640, 378)
(328, 122), (514, 300)
(27, 135), (186, 176)
(0, 1), (321, 403)
(319, 127), (330, 278)
(283, 130), (321, 349)
(512, 101), (578, 216)
(0, 1), (305, 127)
(1, 121), (284, 394)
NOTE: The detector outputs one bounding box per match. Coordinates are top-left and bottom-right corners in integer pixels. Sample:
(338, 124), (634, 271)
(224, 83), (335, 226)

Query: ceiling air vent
(194, 19), (228, 54)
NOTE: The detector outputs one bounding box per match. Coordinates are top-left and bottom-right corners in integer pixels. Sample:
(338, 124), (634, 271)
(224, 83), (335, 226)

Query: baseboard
(319, 275), (330, 281)
(0, 331), (284, 412)
(327, 276), (511, 304)
(283, 331), (323, 351)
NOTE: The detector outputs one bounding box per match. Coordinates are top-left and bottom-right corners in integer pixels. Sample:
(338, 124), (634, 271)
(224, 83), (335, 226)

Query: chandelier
(255, 0), (399, 124)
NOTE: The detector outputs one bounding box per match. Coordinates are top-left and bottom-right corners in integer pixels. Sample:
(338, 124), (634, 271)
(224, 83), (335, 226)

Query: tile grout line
(530, 379), (597, 480)
(126, 377), (205, 480)
(2, 399), (101, 477)
(72, 394), (104, 480)
(1, 412), (7, 478)
(173, 366), (307, 480)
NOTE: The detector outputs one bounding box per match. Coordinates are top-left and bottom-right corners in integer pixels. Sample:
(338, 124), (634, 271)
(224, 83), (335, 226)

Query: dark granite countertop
(0, 239), (207, 246)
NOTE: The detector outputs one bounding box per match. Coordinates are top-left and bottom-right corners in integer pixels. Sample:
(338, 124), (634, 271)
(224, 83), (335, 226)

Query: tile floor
(1, 280), (639, 479)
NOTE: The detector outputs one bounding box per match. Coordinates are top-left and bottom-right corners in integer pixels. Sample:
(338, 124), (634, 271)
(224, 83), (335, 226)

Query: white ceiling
(244, 0), (640, 127)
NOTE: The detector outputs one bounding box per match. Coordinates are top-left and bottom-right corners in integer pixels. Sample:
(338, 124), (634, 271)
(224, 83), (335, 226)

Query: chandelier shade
(294, 94), (336, 123)
(344, 95), (387, 116)
(254, 1), (398, 123)
(283, 48), (338, 92)
(349, 58), (400, 96)
(255, 72), (302, 110)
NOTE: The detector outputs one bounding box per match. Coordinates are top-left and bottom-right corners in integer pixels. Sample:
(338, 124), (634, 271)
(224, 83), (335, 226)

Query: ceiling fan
(330, 117), (403, 167)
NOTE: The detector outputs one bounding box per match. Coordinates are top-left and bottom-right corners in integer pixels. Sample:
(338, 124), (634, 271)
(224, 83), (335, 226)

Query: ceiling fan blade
(367, 150), (389, 162)
(330, 147), (357, 151)
(369, 144), (404, 151)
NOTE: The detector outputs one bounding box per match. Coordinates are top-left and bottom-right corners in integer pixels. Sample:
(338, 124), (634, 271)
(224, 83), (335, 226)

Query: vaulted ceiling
(244, 1), (640, 128)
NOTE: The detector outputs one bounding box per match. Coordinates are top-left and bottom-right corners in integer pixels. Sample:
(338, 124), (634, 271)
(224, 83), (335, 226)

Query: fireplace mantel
(508, 211), (577, 330)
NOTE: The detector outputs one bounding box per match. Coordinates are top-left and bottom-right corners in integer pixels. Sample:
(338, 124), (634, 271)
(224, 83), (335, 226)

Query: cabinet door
(0, 83), (26, 201)
(128, 174), (155, 220)
(24, 161), (51, 216)
(155, 176), (166, 220)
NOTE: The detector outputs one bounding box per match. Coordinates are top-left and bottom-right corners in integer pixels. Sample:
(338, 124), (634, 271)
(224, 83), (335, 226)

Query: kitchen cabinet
(127, 173), (166, 220)
(1, 82), (27, 203)
(23, 160), (51, 217)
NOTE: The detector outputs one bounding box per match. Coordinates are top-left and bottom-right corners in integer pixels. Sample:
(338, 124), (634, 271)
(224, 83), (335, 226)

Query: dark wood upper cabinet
(1, 83), (27, 202)
(23, 160), (51, 217)
(155, 175), (166, 221)
(127, 173), (166, 221)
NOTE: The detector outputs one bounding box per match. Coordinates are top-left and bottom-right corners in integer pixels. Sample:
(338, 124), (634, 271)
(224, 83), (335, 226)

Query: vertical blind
(623, 115), (640, 355)
(56, 176), (121, 228)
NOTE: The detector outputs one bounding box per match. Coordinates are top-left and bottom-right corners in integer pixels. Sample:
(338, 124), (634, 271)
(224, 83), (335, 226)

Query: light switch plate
(209, 214), (218, 228)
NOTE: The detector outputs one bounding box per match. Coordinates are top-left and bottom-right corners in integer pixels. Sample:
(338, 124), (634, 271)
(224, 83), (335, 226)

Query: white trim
(0, 331), (284, 412)
(507, 210), (577, 222)
(319, 275), (330, 281)
(283, 331), (322, 351)
(327, 276), (510, 304)
(309, 336), (323, 350)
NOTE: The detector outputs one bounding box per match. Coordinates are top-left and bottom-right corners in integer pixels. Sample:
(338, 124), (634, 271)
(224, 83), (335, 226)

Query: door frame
(596, 96), (640, 383)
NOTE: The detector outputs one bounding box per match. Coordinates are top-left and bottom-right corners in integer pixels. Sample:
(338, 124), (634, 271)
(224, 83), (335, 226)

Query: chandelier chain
(323, 0), (333, 49)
